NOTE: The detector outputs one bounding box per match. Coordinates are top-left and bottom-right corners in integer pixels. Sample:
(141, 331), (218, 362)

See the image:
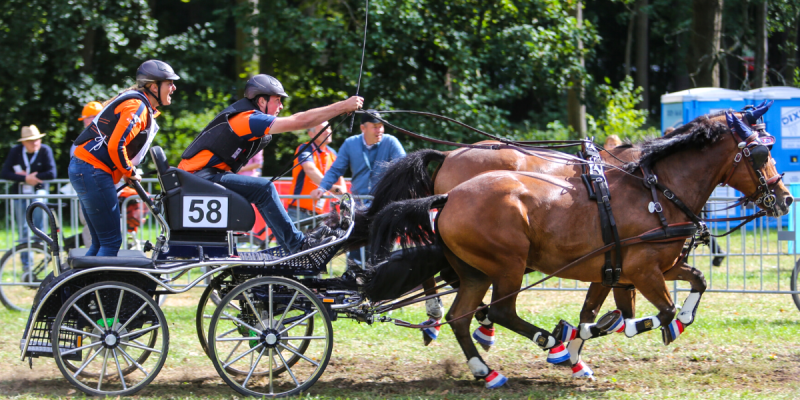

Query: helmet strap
(148, 82), (164, 107)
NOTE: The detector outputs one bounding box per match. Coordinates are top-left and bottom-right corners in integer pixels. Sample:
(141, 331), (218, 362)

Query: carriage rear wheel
(791, 259), (800, 312)
(0, 242), (50, 311)
(207, 276), (333, 397)
(52, 282), (169, 396)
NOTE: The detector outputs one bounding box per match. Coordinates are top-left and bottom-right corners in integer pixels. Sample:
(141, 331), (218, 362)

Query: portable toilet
(660, 88), (750, 133)
(748, 86), (800, 184)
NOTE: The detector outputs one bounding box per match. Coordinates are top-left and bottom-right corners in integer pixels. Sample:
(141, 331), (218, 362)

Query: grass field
(2, 253), (800, 400)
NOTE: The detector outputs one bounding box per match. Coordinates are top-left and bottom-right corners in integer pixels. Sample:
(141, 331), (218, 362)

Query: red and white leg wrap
(665, 319), (685, 343)
(420, 318), (441, 340)
(484, 370), (508, 389)
(473, 325), (496, 346)
(605, 312), (625, 333)
(571, 360), (595, 379)
(546, 343), (570, 364)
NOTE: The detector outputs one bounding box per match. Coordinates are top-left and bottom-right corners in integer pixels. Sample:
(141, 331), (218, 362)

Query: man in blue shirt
(311, 110), (406, 265)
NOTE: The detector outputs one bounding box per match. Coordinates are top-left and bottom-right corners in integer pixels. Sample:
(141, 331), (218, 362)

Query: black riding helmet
(244, 74), (289, 108)
(136, 60), (180, 107)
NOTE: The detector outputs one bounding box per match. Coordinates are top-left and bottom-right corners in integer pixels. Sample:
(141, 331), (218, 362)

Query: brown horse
(366, 113), (792, 387)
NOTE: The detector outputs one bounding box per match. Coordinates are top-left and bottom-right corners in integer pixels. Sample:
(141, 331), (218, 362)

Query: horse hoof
(596, 310), (625, 333)
(571, 360), (595, 380)
(473, 326), (496, 349)
(484, 370), (508, 389)
(546, 343), (571, 365)
(420, 318), (440, 342)
(661, 320), (684, 345)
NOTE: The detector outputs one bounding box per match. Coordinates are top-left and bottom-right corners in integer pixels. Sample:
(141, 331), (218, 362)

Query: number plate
(183, 196), (229, 228)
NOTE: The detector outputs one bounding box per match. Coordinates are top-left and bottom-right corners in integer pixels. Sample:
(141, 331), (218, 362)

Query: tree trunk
(688, 0), (724, 87)
(754, 0), (768, 88)
(635, 0), (649, 110)
(567, 1), (586, 137)
(80, 28), (96, 73)
(783, 16), (799, 85)
(235, 0), (260, 87)
(624, 6), (635, 77)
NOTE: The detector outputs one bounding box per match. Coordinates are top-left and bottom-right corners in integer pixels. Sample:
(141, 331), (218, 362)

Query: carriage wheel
(52, 282), (169, 396)
(791, 259), (800, 312)
(0, 242), (51, 312)
(208, 276), (333, 397)
(197, 281), (315, 376)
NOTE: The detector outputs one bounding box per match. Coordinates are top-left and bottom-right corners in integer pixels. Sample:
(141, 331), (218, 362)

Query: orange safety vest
(290, 143), (336, 212)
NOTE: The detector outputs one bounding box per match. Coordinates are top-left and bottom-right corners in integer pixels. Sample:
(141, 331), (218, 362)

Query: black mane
(623, 111), (729, 172)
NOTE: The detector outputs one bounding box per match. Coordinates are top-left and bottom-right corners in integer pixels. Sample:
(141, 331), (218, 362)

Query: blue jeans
(68, 158), (122, 256)
(14, 194), (46, 271)
(287, 207), (315, 226)
(209, 173), (304, 253)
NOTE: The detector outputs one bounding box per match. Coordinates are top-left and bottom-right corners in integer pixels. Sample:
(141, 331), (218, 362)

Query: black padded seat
(68, 248), (148, 260)
(70, 255), (154, 269)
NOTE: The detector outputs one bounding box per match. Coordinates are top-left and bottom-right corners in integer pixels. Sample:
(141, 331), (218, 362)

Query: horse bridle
(721, 122), (782, 213)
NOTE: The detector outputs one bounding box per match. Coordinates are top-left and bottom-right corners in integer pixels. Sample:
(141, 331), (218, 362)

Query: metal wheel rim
(0, 242), (50, 312)
(52, 282), (169, 396)
(208, 276), (333, 397)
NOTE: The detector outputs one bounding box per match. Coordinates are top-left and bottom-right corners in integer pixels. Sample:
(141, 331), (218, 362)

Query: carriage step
(238, 251), (280, 261)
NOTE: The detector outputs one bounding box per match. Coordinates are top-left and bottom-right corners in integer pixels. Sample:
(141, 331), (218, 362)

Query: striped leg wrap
(554, 320), (578, 343)
(605, 312), (625, 334)
(546, 342), (570, 365)
(420, 318), (441, 340)
(571, 360), (595, 379)
(473, 325), (496, 346)
(484, 370), (508, 389)
(662, 319), (685, 344)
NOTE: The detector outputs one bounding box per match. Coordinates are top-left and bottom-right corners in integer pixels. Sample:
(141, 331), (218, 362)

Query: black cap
(136, 60), (180, 82)
(244, 74), (289, 99)
(361, 110), (384, 125)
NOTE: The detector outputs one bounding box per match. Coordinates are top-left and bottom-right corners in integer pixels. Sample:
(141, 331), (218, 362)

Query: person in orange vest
(287, 122), (347, 224)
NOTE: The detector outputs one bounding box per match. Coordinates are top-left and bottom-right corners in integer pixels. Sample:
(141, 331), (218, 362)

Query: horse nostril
(786, 196), (794, 207)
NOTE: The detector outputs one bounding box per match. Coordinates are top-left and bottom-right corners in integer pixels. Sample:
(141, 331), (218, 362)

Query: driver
(178, 74), (364, 253)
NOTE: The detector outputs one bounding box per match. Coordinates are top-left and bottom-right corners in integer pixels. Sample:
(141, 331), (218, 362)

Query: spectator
(287, 122), (347, 225)
(604, 134), (622, 149)
(238, 150), (263, 177)
(1, 125), (57, 277)
(310, 110), (406, 265)
(70, 101), (103, 158)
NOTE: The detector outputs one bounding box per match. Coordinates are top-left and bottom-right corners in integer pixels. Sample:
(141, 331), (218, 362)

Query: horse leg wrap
(578, 323), (607, 341)
(534, 332), (569, 365)
(566, 337), (585, 365)
(677, 291), (701, 326)
(425, 297), (444, 320)
(596, 309), (625, 333)
(571, 360), (595, 380)
(468, 356), (507, 388)
(473, 325), (496, 347)
(661, 319), (685, 345)
(553, 320), (578, 343)
(624, 316), (661, 338)
(420, 318), (441, 341)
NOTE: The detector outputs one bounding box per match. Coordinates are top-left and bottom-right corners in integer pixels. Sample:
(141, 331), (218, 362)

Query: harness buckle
(743, 147), (751, 157)
(759, 176), (768, 186)
(763, 194), (776, 208)
(648, 201), (663, 213)
(663, 189), (675, 200)
(734, 153), (743, 163)
(647, 175), (658, 185)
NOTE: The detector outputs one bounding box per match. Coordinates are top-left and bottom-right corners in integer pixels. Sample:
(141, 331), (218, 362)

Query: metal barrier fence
(2, 178), (800, 313)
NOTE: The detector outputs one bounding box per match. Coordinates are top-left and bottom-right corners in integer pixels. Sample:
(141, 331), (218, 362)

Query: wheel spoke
(278, 343), (319, 367)
(275, 345), (300, 387)
(282, 336), (326, 340)
(72, 342), (105, 378)
(119, 324), (160, 339)
(223, 343), (264, 369)
(220, 310), (262, 334)
(113, 349), (127, 391)
(275, 291), (299, 329)
(123, 340), (162, 354)
(61, 339), (103, 356)
(95, 291), (109, 329)
(216, 336), (265, 342)
(218, 327), (238, 339)
(71, 304), (105, 333)
(243, 292), (266, 330)
(224, 340), (243, 364)
(114, 290), (125, 326)
(242, 345), (266, 387)
(280, 310), (318, 334)
(268, 284), (274, 329)
(117, 302), (148, 333)
(118, 346), (149, 376)
(268, 348), (274, 394)
(97, 348), (109, 391)
(60, 325), (100, 339)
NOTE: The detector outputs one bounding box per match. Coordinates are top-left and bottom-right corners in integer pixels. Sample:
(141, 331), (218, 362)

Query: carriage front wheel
(791, 259), (800, 312)
(208, 276), (333, 397)
(52, 281), (169, 396)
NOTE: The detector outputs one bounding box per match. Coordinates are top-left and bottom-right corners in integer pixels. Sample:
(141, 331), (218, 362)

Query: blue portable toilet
(748, 86), (800, 185)
(660, 88), (750, 133)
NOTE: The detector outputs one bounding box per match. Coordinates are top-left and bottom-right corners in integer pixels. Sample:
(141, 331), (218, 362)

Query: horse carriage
(18, 146), (376, 397)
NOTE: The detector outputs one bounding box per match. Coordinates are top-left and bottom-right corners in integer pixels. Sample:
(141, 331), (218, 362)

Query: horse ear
(726, 112), (752, 140)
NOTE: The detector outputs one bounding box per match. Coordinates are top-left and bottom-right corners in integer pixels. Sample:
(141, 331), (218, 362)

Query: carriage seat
(150, 146), (255, 238)
(67, 249), (154, 269)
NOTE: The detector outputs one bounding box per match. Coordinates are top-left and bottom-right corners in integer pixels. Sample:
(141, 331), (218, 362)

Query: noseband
(721, 125), (782, 213)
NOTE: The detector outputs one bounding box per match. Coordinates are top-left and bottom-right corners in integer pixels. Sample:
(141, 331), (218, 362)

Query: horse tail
(365, 149), (447, 218)
(363, 244), (449, 301)
(368, 194), (449, 261)
(340, 209), (370, 252)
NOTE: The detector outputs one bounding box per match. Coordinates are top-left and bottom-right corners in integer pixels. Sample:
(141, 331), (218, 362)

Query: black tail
(368, 194), (449, 261)
(366, 149), (446, 218)
(364, 244), (449, 301)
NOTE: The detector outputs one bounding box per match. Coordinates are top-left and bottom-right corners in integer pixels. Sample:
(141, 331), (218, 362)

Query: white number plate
(183, 196), (229, 228)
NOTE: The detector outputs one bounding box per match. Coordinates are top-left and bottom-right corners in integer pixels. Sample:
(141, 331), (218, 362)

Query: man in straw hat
(1, 125), (57, 278)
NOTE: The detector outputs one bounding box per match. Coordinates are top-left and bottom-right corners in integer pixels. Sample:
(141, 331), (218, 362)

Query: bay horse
(366, 113), (792, 387)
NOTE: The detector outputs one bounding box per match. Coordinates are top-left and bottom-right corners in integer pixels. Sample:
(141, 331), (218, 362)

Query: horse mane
(623, 111), (729, 172)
